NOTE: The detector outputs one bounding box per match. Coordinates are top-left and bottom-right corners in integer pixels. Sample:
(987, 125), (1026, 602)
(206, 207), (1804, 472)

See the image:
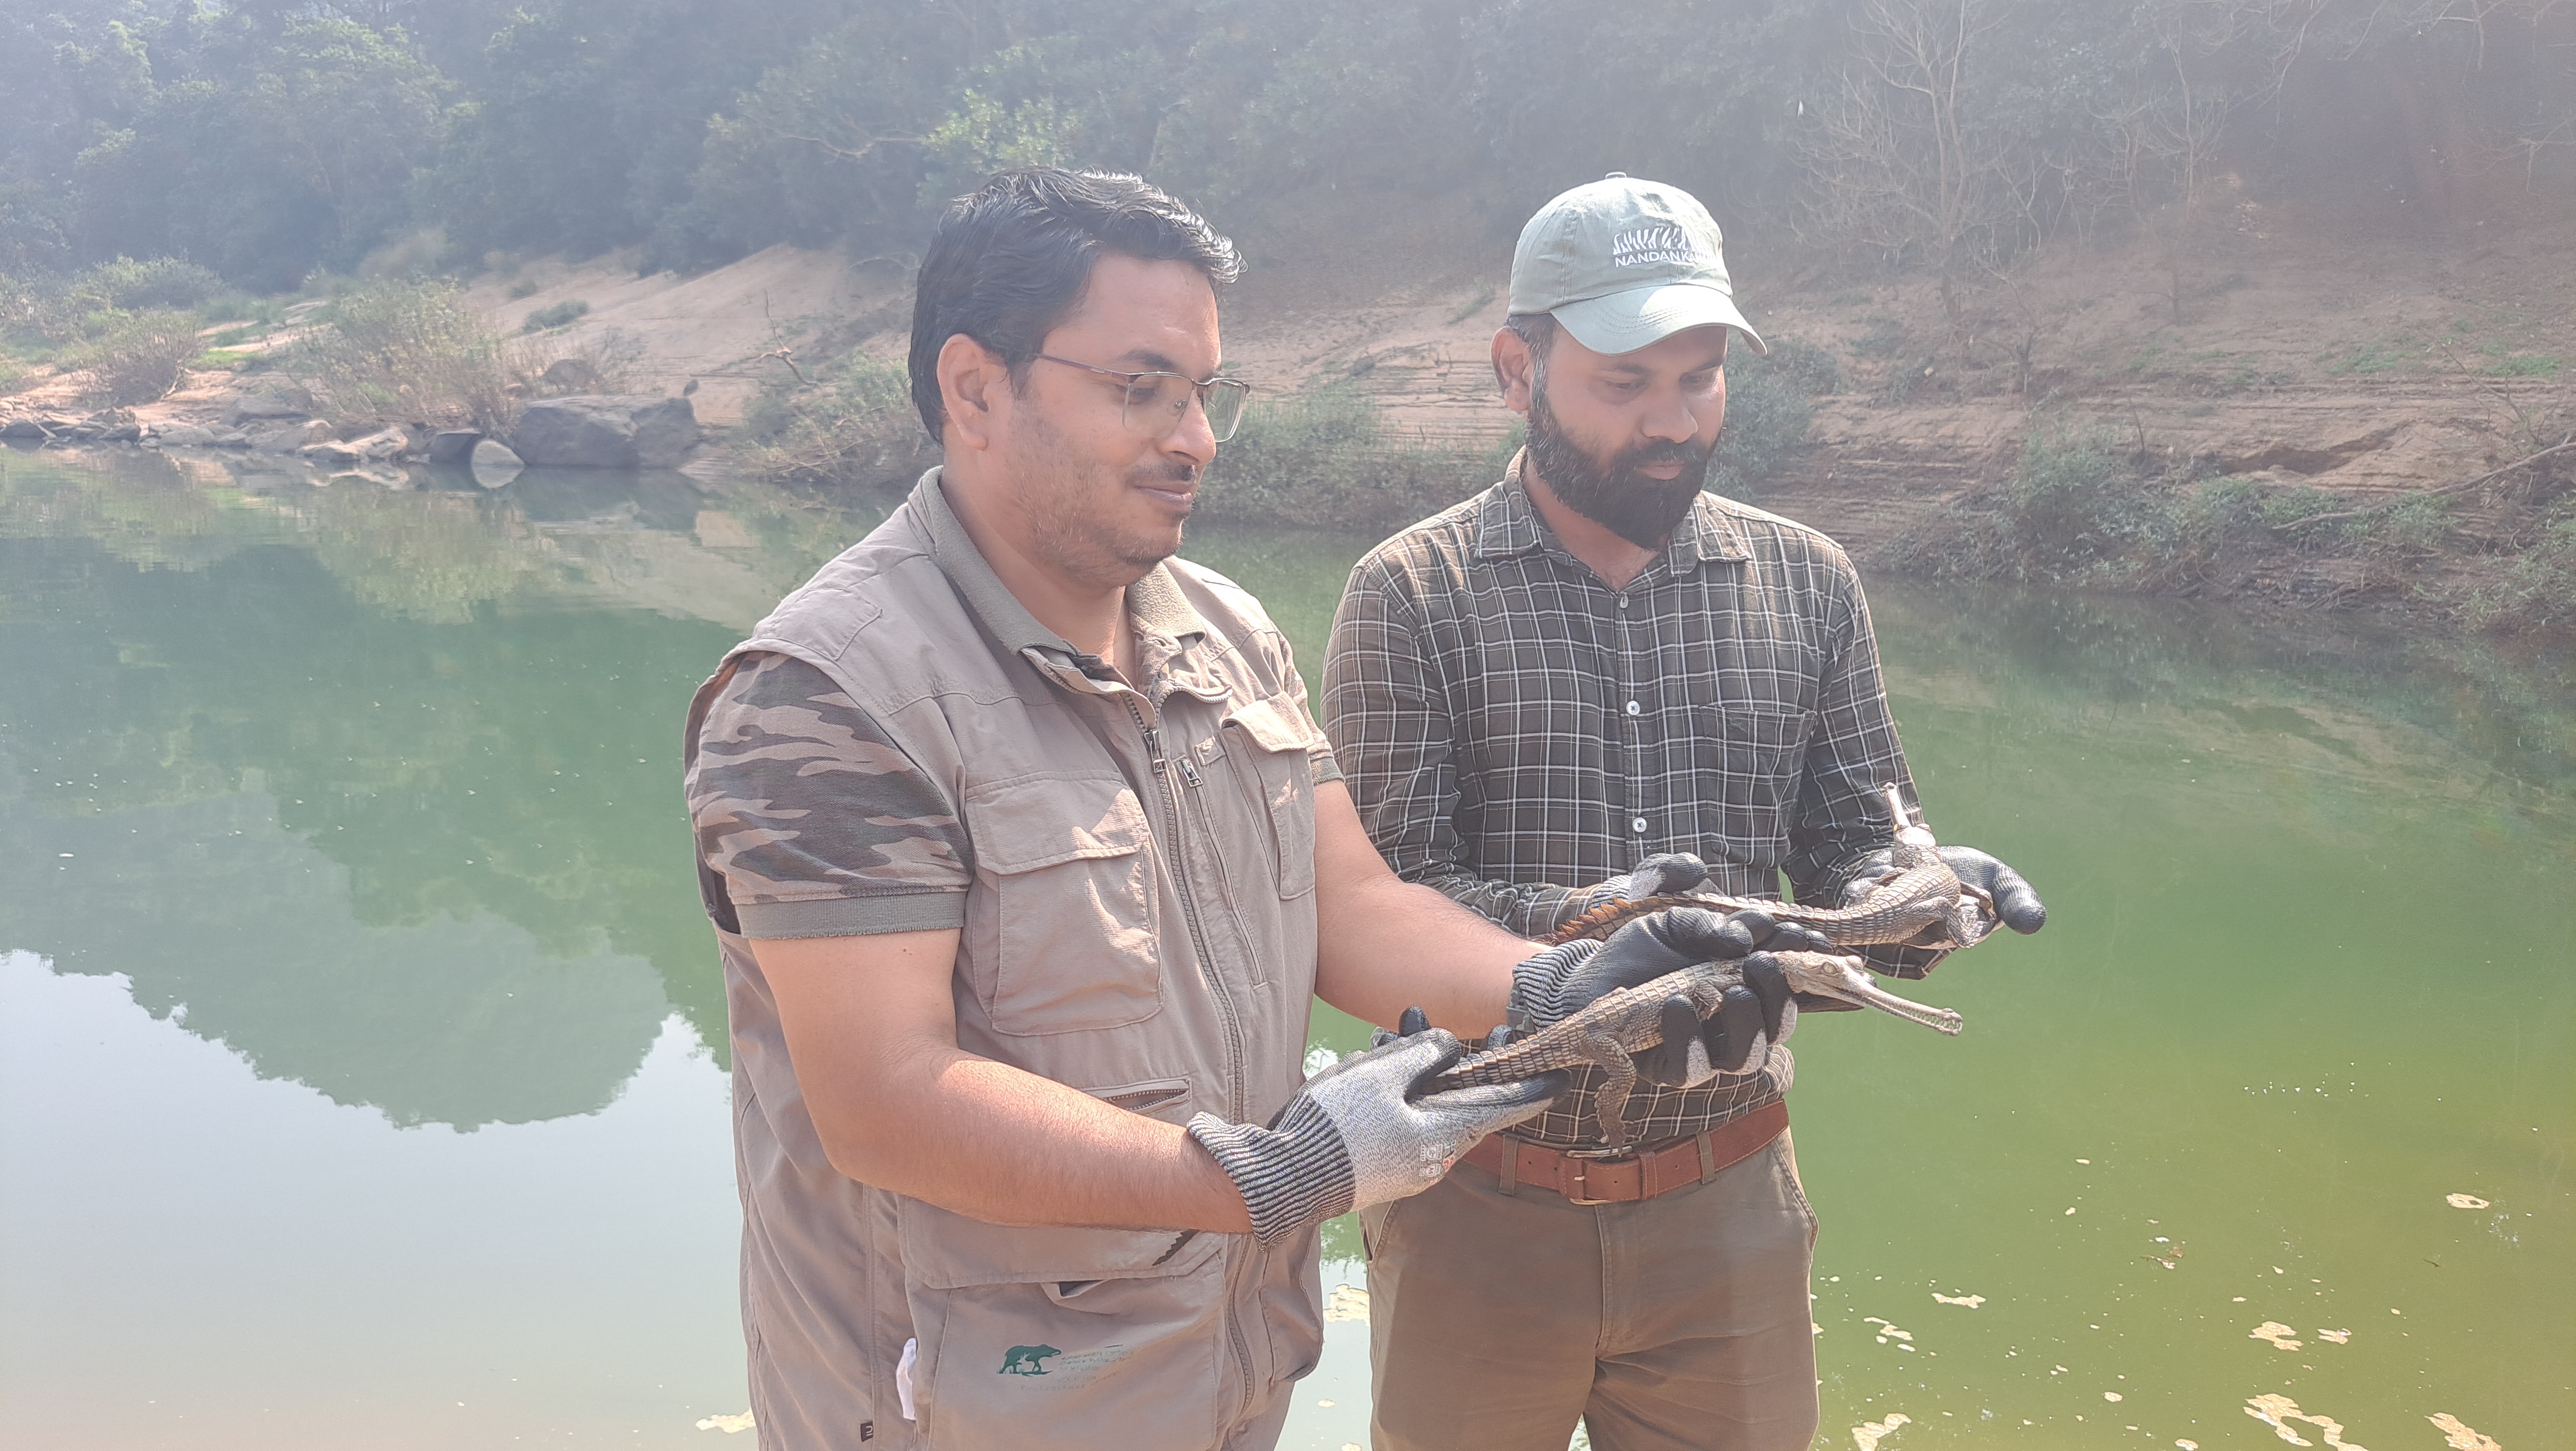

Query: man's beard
(1523, 386), (1713, 550)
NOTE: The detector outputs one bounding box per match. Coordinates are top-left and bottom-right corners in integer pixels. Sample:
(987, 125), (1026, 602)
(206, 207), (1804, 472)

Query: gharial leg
(1580, 1034), (1638, 1152)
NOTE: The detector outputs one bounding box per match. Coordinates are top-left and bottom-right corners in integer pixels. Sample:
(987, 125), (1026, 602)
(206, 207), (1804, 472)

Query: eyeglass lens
(1123, 374), (1250, 443)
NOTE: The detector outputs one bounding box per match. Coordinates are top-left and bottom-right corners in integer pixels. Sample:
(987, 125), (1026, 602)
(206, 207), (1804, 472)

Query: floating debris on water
(2317, 1328), (2351, 1344)
(1325, 1284), (1371, 1322)
(2105, 1391), (2124, 1402)
(1853, 1411), (1911, 1450)
(1862, 1317), (1914, 1346)
(2178, 1442), (2200, 1449)
(2244, 1393), (2367, 1448)
(2428, 1413), (2501, 1450)
(696, 1412), (755, 1434)
(2446, 1194), (2490, 1210)
(2251, 1322), (2305, 1351)
(1933, 1293), (1985, 1307)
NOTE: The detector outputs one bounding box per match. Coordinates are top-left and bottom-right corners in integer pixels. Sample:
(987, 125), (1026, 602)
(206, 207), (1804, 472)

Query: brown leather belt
(1458, 1100), (1788, 1205)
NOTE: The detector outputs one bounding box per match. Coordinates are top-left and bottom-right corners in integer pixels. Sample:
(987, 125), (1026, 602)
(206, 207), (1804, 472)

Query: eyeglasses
(1033, 353), (1252, 443)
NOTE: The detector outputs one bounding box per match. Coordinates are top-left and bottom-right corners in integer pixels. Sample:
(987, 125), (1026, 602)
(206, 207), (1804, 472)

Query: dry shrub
(71, 310), (199, 404)
(287, 280), (522, 431)
(739, 352), (935, 489)
(288, 280), (656, 432)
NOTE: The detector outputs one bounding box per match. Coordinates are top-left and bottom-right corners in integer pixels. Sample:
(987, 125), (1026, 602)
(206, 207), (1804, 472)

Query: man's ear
(938, 333), (1008, 452)
(1491, 327), (1536, 416)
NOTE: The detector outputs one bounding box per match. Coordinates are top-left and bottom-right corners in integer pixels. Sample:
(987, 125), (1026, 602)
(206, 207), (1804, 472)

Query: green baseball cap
(1509, 173), (1767, 357)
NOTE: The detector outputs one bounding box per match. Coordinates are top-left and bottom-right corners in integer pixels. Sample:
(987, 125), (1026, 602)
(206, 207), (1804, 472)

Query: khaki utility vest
(684, 473), (1327, 1450)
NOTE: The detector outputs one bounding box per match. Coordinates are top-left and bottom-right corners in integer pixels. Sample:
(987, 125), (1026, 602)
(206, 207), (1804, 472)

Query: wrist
(1186, 1105), (1352, 1245)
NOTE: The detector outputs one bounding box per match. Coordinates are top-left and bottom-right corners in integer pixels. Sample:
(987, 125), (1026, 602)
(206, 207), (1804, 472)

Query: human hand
(1187, 1010), (1562, 1244)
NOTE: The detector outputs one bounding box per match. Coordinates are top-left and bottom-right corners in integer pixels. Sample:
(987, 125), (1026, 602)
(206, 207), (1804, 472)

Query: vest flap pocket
(898, 1196), (1226, 1290)
(1222, 696), (1318, 899)
(965, 773), (1151, 874)
(1223, 694), (1314, 754)
(962, 773), (1163, 1035)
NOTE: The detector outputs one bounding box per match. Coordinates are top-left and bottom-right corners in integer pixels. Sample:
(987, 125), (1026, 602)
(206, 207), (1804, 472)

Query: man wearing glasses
(683, 168), (1764, 1450)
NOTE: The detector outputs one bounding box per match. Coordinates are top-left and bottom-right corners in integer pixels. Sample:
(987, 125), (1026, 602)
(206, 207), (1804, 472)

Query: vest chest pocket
(1221, 695), (1317, 899)
(962, 773), (1163, 1035)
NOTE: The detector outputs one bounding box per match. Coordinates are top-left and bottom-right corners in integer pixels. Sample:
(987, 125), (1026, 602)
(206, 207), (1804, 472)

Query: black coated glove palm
(1838, 844), (2048, 980)
(1511, 906), (1793, 1087)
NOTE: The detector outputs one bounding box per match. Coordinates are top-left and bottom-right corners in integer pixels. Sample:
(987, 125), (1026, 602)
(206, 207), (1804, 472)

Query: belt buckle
(1562, 1161), (1617, 1206)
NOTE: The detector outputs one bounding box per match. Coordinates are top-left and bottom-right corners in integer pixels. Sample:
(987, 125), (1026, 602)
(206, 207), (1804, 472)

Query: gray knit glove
(1188, 1016), (1563, 1245)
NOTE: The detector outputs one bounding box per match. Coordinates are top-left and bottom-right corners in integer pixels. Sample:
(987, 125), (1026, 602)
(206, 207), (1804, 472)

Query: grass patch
(2462, 498), (2576, 635)
(2486, 352), (2561, 378)
(522, 299), (591, 332)
(1199, 387), (1516, 532)
(1445, 286), (1495, 325)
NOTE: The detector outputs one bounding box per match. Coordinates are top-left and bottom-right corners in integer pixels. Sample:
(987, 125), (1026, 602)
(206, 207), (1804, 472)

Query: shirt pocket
(1697, 704), (1819, 850)
(1220, 694), (1318, 899)
(963, 772), (1163, 1036)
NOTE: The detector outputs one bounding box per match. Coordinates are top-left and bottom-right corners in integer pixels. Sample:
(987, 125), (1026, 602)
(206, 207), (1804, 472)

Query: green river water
(1, 446), (2567, 1451)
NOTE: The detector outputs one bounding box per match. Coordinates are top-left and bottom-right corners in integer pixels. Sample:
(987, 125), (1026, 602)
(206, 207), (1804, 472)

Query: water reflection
(1, 445), (2567, 1449)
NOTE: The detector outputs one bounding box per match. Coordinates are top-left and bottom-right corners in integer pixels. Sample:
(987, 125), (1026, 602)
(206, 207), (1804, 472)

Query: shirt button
(1624, 699), (1641, 716)
(1630, 816), (1648, 834)
(1616, 595), (1629, 611)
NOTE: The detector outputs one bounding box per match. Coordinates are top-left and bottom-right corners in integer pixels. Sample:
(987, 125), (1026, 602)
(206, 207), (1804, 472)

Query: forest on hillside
(4, 0), (2572, 298)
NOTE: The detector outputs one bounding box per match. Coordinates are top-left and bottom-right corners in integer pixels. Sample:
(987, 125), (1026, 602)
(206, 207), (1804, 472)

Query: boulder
(221, 391), (310, 427)
(509, 395), (698, 468)
(251, 419), (331, 453)
(299, 439), (368, 467)
(210, 429), (251, 448)
(0, 418), (47, 440)
(155, 423), (217, 448)
(470, 438), (524, 488)
(426, 429), (484, 465)
(343, 426), (411, 460)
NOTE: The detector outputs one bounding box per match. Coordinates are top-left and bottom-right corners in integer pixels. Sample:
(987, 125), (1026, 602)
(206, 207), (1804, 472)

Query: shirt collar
(911, 467), (1211, 675)
(1473, 450), (1750, 573)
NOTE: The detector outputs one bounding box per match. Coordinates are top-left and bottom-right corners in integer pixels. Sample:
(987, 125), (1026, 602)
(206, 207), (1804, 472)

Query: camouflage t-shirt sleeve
(687, 651), (970, 938)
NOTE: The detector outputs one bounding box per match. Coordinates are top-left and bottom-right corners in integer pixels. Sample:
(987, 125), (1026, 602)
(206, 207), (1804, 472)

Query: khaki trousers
(1359, 1129), (1821, 1451)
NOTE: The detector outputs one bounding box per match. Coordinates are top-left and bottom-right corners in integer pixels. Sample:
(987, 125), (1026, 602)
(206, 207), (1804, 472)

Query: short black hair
(909, 167), (1241, 439)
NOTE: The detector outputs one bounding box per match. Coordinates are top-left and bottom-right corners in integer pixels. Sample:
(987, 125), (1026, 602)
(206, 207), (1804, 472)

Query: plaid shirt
(1322, 456), (1917, 1150)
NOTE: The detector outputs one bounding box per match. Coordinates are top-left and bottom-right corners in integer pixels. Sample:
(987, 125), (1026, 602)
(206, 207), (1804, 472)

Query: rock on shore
(509, 395), (698, 468)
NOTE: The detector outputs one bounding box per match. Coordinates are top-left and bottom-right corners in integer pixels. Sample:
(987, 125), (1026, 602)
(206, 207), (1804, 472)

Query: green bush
(521, 299), (591, 333)
(70, 256), (224, 313)
(1708, 337), (1837, 501)
(1199, 387), (1514, 532)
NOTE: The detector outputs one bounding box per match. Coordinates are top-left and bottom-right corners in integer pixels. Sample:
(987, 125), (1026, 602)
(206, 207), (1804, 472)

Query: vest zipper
(1123, 697), (1259, 1416)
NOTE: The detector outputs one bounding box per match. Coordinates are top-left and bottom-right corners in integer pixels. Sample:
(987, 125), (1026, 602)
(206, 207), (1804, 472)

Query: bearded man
(1321, 175), (2047, 1450)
